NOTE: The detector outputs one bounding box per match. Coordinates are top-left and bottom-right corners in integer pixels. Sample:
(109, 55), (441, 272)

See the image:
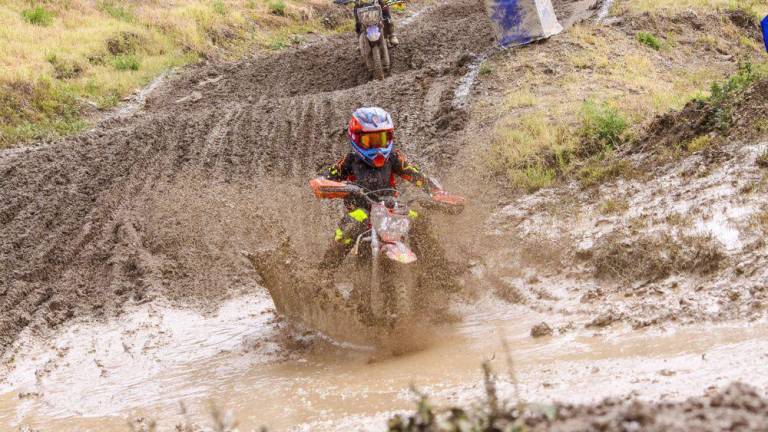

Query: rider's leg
(381, 6), (399, 46)
(320, 208), (370, 271)
(354, 5), (362, 35)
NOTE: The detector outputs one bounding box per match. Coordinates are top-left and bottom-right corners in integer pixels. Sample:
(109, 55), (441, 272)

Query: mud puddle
(1, 291), (767, 431)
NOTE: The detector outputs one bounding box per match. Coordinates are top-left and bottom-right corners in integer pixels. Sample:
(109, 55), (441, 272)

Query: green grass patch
(113, 55), (141, 71)
(212, 0), (228, 15)
(0, 79), (86, 148)
(21, 6), (54, 26)
(269, 0), (287, 16)
(637, 32), (662, 50)
(479, 63), (493, 76)
(98, 1), (134, 21)
(578, 101), (629, 156)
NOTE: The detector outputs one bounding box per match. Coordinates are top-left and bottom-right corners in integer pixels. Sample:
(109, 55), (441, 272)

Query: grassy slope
(0, 0), (351, 148)
(475, 0), (768, 192)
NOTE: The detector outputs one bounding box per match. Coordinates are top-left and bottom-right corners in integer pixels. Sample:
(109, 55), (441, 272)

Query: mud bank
(479, 80), (768, 331)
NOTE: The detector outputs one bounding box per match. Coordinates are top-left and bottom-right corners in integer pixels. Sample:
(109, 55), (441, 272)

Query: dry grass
(592, 231), (725, 282)
(599, 198), (629, 215)
(613, 0), (768, 17)
(477, 3), (767, 192)
(0, 0), (352, 148)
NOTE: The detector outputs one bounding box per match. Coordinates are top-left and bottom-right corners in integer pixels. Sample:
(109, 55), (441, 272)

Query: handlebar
(309, 177), (464, 214)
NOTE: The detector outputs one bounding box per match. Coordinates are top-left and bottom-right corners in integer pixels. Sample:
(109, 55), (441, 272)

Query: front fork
(369, 226), (385, 318)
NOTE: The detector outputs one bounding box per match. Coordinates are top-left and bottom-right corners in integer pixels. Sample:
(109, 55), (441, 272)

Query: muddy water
(1, 291), (767, 431)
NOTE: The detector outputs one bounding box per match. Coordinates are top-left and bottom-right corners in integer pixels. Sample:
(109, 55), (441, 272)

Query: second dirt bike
(336, 0), (404, 80)
(311, 178), (464, 323)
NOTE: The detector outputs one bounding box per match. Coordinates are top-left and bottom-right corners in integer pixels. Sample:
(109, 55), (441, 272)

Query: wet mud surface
(0, 0), (500, 354)
(3, 292), (768, 431)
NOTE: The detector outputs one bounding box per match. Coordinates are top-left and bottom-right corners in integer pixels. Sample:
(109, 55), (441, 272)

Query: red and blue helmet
(348, 107), (394, 168)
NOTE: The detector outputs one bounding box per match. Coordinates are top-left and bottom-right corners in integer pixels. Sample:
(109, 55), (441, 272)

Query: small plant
(268, 0), (287, 16)
(113, 54), (141, 71)
(757, 148), (768, 168)
(578, 101), (628, 156)
(212, 0), (227, 15)
(637, 32), (662, 50)
(21, 6), (54, 26)
(709, 61), (765, 105)
(98, 1), (133, 21)
(478, 63), (492, 76)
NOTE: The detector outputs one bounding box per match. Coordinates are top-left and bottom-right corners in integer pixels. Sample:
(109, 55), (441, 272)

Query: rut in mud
(0, 0), (503, 353)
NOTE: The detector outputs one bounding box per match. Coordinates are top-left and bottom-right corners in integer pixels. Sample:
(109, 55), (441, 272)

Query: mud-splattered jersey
(322, 150), (432, 210)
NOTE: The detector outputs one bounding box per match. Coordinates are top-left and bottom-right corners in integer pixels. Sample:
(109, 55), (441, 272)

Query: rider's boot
(384, 20), (399, 46)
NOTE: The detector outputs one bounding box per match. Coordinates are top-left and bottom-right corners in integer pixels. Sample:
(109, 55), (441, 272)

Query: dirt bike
(310, 177), (465, 323)
(335, 0), (405, 80)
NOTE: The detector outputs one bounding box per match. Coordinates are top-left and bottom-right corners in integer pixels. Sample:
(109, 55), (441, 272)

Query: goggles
(358, 130), (392, 149)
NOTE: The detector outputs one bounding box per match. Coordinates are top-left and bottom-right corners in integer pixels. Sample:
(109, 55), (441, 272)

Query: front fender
(381, 241), (417, 264)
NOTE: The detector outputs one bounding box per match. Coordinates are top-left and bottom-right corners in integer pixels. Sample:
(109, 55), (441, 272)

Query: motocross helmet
(348, 107), (394, 168)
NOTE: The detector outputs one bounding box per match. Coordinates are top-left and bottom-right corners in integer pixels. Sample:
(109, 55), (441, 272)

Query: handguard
(310, 178), (350, 199)
(431, 191), (466, 206)
(429, 190), (466, 214)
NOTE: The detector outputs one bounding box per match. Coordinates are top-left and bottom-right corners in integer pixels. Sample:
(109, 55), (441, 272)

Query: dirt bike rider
(335, 0), (399, 46)
(318, 107), (441, 270)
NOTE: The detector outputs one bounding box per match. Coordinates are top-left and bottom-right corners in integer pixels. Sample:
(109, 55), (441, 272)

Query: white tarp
(485, 0), (563, 47)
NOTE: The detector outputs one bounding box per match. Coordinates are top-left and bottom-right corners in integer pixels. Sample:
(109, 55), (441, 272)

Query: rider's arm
(391, 150), (440, 193)
(322, 153), (354, 181)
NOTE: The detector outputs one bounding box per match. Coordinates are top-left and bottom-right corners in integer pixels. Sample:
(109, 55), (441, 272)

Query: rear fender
(381, 241), (417, 264)
(366, 25), (382, 42)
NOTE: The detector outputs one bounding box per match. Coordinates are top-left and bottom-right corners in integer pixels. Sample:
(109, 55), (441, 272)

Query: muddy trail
(3, 0), (768, 430)
(0, 0), (514, 352)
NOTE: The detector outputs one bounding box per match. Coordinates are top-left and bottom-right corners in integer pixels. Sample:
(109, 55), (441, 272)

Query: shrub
(113, 54), (141, 71)
(578, 101), (628, 156)
(709, 61), (765, 105)
(637, 32), (662, 50)
(268, 0), (287, 16)
(21, 6), (54, 26)
(478, 63), (492, 76)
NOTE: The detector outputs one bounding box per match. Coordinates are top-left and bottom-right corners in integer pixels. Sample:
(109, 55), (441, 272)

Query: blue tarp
(762, 15), (768, 53)
(486, 0), (562, 48)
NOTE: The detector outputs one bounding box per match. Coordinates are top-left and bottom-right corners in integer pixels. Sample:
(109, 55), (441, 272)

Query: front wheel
(371, 44), (385, 80)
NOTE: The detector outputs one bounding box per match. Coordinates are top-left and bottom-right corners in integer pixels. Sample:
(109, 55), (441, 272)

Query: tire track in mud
(0, 0), (502, 352)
